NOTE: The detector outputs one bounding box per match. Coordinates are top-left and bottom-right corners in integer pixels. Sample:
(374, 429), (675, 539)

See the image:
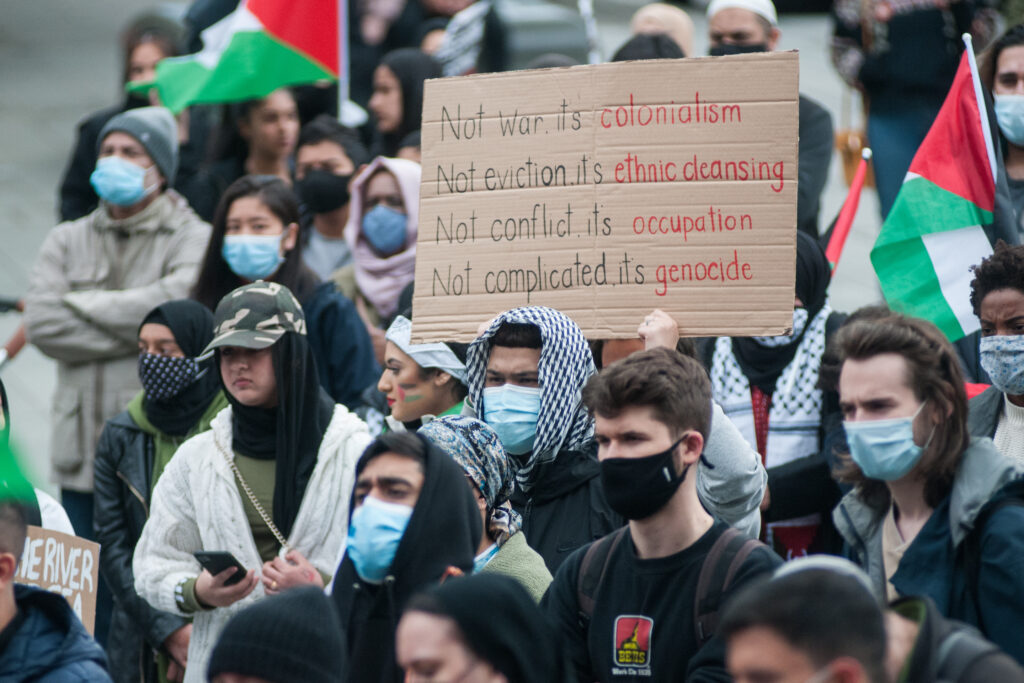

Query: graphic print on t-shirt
(613, 615), (653, 671)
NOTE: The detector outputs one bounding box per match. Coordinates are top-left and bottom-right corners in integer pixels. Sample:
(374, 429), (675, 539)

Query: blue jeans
(868, 100), (944, 219)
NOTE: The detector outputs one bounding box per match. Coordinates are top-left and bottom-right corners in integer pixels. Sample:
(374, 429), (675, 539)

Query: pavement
(0, 0), (882, 494)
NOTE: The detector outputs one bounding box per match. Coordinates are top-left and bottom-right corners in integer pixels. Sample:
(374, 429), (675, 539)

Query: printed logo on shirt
(613, 615), (653, 669)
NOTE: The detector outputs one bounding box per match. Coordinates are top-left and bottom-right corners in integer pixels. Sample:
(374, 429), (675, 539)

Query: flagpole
(963, 33), (997, 183)
(826, 147), (872, 273)
(338, 0), (348, 122)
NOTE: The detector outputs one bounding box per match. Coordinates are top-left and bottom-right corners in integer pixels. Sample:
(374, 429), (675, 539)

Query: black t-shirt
(542, 520), (781, 682)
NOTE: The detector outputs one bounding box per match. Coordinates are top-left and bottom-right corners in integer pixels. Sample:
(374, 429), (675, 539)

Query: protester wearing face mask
(967, 242), (1024, 462)
(94, 300), (228, 683)
(378, 316), (468, 433)
(706, 0), (833, 237)
(134, 282), (372, 683)
(983, 24), (1024, 232)
(331, 157), (421, 364)
(329, 432), (480, 683)
(25, 106), (210, 543)
(467, 307), (767, 574)
(191, 175), (379, 410)
(542, 348), (780, 682)
(293, 115), (370, 281)
(833, 314), (1024, 664)
(419, 416), (552, 601)
(706, 232), (846, 558)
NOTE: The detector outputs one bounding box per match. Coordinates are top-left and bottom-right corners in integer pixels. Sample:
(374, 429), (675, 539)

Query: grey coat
(24, 192), (209, 491)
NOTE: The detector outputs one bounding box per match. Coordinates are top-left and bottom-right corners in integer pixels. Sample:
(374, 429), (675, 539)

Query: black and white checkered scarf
(466, 307), (596, 492)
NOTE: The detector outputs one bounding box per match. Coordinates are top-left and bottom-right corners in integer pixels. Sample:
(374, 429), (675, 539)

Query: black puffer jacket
(93, 411), (188, 683)
(510, 443), (622, 574)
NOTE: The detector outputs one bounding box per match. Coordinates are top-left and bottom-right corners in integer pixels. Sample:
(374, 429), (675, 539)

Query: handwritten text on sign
(411, 52), (799, 342)
(17, 526), (99, 635)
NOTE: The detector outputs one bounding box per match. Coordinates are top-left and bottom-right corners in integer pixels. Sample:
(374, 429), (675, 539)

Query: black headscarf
(733, 232), (832, 393)
(374, 48), (442, 157)
(406, 574), (566, 683)
(140, 300), (223, 436)
(223, 332), (335, 539)
(331, 434), (481, 683)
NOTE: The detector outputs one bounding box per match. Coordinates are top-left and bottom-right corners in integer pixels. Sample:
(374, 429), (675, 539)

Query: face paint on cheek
(398, 383), (423, 403)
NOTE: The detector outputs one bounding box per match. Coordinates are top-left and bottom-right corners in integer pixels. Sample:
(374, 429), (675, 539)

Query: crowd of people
(2, 0), (1024, 681)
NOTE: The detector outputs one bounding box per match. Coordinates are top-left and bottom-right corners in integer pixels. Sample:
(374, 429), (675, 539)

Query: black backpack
(576, 526), (762, 644)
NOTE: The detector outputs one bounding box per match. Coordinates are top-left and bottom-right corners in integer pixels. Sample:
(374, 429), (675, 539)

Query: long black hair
(191, 175), (320, 310)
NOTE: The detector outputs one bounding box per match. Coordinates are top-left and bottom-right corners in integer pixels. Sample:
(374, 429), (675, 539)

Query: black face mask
(296, 169), (352, 214)
(709, 43), (769, 57)
(600, 436), (692, 520)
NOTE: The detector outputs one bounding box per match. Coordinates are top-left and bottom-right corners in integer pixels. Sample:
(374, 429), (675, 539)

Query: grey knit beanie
(98, 106), (178, 182)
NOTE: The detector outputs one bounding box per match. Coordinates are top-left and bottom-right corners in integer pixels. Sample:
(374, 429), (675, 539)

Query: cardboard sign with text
(16, 526), (99, 635)
(411, 52), (799, 341)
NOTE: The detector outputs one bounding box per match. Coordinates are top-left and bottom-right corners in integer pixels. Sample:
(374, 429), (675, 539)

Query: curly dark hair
(969, 240), (1024, 317)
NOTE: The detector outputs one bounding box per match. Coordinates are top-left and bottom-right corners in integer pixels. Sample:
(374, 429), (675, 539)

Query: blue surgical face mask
(844, 402), (931, 481)
(980, 334), (1024, 395)
(482, 385), (541, 455)
(222, 234), (285, 281)
(362, 205), (408, 255)
(995, 94), (1024, 147)
(345, 495), (413, 584)
(90, 156), (157, 207)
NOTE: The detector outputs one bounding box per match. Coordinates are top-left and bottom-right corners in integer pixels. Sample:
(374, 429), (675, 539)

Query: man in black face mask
(294, 114), (370, 280)
(542, 348), (780, 682)
(707, 0), (833, 239)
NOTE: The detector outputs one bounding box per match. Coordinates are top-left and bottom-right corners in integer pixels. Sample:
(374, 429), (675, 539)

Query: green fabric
(479, 531), (552, 603)
(437, 401), (465, 418)
(233, 453), (279, 562)
(126, 389), (230, 492)
(177, 578), (207, 614)
(892, 598), (928, 683)
(149, 29), (335, 113)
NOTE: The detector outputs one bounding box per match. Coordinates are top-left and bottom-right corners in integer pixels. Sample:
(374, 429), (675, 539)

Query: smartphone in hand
(193, 551), (247, 586)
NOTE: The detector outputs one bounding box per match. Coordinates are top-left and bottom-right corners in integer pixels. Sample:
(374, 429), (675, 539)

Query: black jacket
(510, 443), (622, 574)
(797, 95), (834, 238)
(968, 386), (1003, 439)
(331, 438), (481, 683)
(0, 585), (111, 681)
(892, 595), (1024, 682)
(93, 411), (188, 683)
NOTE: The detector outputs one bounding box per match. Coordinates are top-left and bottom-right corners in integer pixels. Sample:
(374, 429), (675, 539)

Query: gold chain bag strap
(215, 434), (292, 553)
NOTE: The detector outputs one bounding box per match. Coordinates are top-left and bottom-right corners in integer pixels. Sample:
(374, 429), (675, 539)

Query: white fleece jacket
(133, 405), (371, 683)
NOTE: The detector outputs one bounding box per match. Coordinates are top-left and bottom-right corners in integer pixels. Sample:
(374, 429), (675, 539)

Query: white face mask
(995, 94), (1024, 147)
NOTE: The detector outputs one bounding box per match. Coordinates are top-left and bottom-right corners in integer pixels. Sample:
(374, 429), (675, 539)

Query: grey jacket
(24, 192), (210, 491)
(968, 386), (1003, 439)
(480, 531), (553, 603)
(833, 437), (1024, 599)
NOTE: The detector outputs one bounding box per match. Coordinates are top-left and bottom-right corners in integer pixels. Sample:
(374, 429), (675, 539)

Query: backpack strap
(577, 526), (629, 628)
(694, 527), (762, 644)
(936, 628), (1001, 682)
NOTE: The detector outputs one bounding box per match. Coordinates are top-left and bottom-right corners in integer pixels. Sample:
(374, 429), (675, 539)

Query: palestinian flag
(870, 44), (999, 342)
(146, 0), (340, 113)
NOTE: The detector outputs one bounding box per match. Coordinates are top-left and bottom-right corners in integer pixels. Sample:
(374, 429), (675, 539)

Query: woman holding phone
(133, 281), (371, 683)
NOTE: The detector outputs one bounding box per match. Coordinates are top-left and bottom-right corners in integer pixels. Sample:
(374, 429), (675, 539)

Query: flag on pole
(826, 147), (872, 272)
(870, 39), (999, 342)
(142, 0), (341, 114)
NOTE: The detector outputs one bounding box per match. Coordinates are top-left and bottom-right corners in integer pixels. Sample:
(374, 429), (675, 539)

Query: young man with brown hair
(542, 348), (779, 682)
(834, 313), (1024, 664)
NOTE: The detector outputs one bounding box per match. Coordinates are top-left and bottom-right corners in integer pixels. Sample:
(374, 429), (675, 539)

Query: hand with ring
(262, 550), (323, 596)
(637, 309), (680, 351)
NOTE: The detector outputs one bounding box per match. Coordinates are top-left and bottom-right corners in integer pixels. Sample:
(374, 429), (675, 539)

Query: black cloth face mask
(297, 169), (352, 214)
(600, 435), (700, 520)
(709, 43), (769, 56)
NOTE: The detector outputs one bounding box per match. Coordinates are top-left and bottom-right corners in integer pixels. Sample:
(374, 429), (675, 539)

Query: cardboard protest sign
(17, 526), (100, 635)
(411, 52), (799, 341)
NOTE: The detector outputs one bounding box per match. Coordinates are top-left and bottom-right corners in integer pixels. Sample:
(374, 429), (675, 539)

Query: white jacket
(133, 404), (371, 683)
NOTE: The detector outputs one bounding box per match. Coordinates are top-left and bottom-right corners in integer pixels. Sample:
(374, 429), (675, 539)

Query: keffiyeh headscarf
(466, 307), (596, 491)
(419, 416), (521, 545)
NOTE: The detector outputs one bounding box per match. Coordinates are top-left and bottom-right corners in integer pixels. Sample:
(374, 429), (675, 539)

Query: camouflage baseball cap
(198, 281), (307, 359)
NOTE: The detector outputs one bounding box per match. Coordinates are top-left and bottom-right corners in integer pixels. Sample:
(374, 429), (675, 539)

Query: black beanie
(404, 574), (563, 683)
(207, 586), (346, 683)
